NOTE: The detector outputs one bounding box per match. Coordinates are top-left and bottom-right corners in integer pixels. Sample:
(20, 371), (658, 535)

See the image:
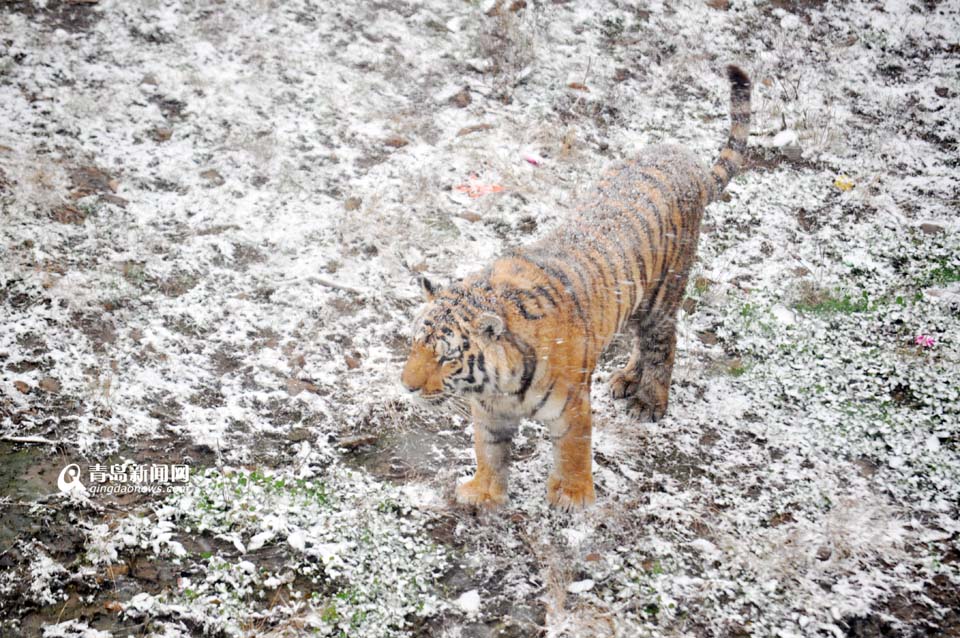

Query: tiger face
(401, 277), (524, 403)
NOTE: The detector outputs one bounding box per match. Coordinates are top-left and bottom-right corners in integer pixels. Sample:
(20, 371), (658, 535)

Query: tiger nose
(400, 368), (421, 393)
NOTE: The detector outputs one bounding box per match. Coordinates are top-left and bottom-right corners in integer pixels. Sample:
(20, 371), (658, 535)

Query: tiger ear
(418, 276), (437, 301)
(477, 312), (504, 341)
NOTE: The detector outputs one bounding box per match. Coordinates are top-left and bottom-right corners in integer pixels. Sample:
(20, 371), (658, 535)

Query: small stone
(456, 589), (481, 614)
(584, 552), (602, 562)
(919, 223), (945, 236)
(508, 0), (526, 12)
(567, 579), (594, 594)
(14, 380), (29, 394)
(344, 196), (362, 211)
(935, 86), (950, 98)
(345, 353), (361, 369)
(613, 67), (632, 83)
(152, 127), (173, 142)
(567, 82), (589, 92)
(449, 87), (472, 108)
(140, 73), (159, 86)
(682, 297), (698, 315)
(384, 135), (409, 148)
(706, 0), (730, 9)
(816, 546), (832, 561)
(39, 377), (60, 393)
(200, 169), (225, 187)
(458, 211), (482, 223)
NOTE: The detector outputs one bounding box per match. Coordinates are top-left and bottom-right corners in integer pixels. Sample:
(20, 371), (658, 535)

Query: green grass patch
(795, 287), (873, 314)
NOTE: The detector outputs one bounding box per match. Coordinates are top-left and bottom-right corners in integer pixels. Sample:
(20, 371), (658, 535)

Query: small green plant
(795, 288), (872, 314)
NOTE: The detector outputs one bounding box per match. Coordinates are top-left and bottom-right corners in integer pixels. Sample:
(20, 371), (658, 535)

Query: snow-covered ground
(1, 0), (958, 636)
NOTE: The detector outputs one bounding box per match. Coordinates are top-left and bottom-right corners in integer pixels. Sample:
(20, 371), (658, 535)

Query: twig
(309, 276), (365, 296)
(1, 435), (60, 445)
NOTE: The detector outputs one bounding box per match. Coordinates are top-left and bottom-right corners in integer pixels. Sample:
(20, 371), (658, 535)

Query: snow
(1, 0), (958, 635)
(455, 589), (481, 614)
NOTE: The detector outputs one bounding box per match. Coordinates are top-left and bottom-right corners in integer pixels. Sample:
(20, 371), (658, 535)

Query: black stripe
(504, 288), (544, 320)
(512, 253), (588, 325)
(534, 285), (558, 307)
(503, 330), (537, 400)
(531, 380), (556, 416)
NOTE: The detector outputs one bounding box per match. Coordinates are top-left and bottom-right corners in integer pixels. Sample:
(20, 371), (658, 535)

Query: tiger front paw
(609, 368), (639, 399)
(455, 475), (508, 509)
(546, 474), (596, 510)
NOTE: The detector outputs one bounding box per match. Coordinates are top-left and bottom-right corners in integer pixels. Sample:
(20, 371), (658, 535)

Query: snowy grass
(1, 0), (958, 635)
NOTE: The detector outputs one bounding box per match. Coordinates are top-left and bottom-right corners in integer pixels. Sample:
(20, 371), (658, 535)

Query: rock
(140, 73), (158, 86)
(613, 67), (632, 83)
(345, 353), (361, 369)
(682, 297), (698, 315)
(343, 196), (362, 211)
(14, 380), (29, 394)
(200, 169), (225, 187)
(39, 377), (60, 393)
(919, 223), (945, 236)
(449, 87), (471, 108)
(152, 127), (173, 142)
(384, 136), (408, 148)
(706, 0), (730, 9)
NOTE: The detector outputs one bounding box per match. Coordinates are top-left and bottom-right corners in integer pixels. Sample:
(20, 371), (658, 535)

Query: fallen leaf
(52, 204), (86, 225)
(567, 82), (589, 91)
(456, 123), (493, 137)
(834, 175), (855, 191)
(455, 175), (505, 198)
(384, 136), (409, 148)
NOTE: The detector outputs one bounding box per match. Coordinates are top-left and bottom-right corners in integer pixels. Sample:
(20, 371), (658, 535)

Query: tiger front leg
(545, 393), (596, 510)
(456, 409), (516, 509)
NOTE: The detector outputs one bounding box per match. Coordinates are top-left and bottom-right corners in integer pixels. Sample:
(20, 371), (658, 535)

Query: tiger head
(401, 276), (526, 402)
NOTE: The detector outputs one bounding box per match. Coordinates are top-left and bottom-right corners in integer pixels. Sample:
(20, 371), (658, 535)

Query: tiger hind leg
(625, 317), (678, 422)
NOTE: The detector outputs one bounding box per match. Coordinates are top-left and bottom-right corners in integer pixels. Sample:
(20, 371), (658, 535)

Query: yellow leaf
(834, 175), (855, 191)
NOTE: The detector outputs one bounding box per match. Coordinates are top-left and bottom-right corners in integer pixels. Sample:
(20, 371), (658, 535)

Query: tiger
(401, 65), (752, 510)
